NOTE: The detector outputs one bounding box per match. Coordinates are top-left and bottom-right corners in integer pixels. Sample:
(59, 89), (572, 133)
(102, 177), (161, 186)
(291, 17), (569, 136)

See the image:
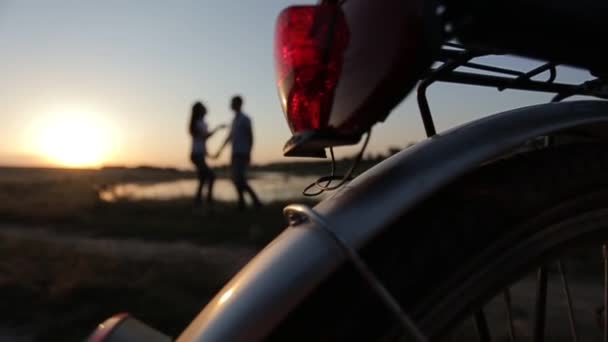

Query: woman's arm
(204, 124), (228, 139)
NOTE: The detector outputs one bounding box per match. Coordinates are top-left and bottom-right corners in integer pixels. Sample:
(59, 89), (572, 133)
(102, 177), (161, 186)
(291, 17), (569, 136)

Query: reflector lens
(275, 5), (349, 133)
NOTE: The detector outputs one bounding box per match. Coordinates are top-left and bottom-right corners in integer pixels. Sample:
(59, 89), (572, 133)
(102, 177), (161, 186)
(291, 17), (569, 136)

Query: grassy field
(0, 230), (255, 341)
(0, 166), (318, 341)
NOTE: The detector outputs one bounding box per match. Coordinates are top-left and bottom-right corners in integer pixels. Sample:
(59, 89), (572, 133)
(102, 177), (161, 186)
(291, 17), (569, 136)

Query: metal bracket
(283, 204), (429, 342)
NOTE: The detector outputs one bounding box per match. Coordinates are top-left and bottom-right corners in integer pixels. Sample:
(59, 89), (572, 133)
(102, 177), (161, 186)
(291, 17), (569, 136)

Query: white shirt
(191, 119), (208, 156)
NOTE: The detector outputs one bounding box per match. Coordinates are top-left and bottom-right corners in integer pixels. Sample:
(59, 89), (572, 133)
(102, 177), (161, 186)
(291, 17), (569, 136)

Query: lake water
(99, 172), (328, 202)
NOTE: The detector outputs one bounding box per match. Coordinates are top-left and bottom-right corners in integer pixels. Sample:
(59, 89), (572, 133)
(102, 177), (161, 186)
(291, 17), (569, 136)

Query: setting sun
(29, 112), (115, 168)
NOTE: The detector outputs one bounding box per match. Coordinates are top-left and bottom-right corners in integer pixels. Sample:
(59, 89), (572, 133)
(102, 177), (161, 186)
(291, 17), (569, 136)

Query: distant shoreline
(0, 143), (413, 175)
(0, 158), (384, 179)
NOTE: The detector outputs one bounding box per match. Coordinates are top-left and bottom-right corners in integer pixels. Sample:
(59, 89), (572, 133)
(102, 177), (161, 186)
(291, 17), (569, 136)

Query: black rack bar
(419, 61), (468, 136)
(436, 71), (579, 94)
(552, 92), (573, 103)
(418, 50), (480, 137)
(498, 63), (557, 91)
(462, 62), (525, 77)
(520, 63), (556, 82)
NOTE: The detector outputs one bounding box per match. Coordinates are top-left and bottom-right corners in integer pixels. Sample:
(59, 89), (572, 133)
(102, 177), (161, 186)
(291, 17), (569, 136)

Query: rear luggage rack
(418, 43), (608, 137)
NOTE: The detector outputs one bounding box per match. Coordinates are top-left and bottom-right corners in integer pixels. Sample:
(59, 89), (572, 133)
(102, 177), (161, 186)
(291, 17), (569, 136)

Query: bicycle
(88, 0), (608, 341)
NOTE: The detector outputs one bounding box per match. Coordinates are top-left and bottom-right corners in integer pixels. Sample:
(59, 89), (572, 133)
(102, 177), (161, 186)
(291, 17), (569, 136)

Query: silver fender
(178, 100), (608, 341)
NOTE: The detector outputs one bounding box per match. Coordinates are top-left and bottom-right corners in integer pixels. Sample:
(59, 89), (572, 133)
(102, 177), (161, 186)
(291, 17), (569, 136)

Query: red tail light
(275, 0), (438, 158)
(275, 5), (349, 134)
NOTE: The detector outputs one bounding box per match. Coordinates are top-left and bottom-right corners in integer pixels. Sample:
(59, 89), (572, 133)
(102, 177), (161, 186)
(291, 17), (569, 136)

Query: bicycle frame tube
(178, 100), (608, 342)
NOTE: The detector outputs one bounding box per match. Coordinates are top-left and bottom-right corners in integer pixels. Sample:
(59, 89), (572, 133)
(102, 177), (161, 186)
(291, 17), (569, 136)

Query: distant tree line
(100, 142), (419, 177)
(251, 141), (419, 176)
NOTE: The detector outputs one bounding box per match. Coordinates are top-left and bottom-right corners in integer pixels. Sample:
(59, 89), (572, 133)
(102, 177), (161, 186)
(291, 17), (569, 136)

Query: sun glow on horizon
(28, 111), (116, 168)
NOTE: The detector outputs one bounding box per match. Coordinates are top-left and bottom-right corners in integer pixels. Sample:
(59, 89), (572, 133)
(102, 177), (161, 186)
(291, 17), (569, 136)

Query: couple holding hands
(189, 95), (262, 210)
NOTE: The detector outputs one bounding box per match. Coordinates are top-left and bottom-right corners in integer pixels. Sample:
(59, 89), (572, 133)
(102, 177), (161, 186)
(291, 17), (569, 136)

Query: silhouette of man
(215, 95), (262, 210)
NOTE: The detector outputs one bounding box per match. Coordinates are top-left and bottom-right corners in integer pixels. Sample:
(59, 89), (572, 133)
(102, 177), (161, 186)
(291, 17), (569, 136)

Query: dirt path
(0, 224), (258, 269)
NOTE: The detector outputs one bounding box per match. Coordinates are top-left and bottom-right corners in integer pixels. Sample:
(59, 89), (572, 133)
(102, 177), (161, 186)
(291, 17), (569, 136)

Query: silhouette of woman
(189, 101), (225, 207)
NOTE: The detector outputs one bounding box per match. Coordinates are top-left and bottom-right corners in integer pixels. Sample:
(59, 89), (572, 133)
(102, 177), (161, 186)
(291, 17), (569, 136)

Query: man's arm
(213, 130), (231, 159)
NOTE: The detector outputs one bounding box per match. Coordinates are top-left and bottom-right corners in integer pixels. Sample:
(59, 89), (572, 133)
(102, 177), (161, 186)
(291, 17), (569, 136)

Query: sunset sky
(0, 1), (593, 169)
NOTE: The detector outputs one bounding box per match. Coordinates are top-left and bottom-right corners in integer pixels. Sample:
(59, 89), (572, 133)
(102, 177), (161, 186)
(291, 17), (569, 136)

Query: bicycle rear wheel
(265, 143), (608, 341)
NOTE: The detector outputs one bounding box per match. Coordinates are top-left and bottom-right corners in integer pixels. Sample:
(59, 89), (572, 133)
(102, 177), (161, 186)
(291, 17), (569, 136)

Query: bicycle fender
(316, 100), (608, 248)
(178, 100), (608, 342)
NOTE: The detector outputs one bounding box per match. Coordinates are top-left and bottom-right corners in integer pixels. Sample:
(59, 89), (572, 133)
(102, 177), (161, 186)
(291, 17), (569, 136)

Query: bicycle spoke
(534, 266), (548, 342)
(602, 245), (608, 342)
(474, 310), (492, 342)
(503, 289), (516, 342)
(558, 260), (578, 342)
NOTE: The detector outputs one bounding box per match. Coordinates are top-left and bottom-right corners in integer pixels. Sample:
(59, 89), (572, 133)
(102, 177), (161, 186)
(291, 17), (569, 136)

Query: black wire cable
(303, 129), (371, 197)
